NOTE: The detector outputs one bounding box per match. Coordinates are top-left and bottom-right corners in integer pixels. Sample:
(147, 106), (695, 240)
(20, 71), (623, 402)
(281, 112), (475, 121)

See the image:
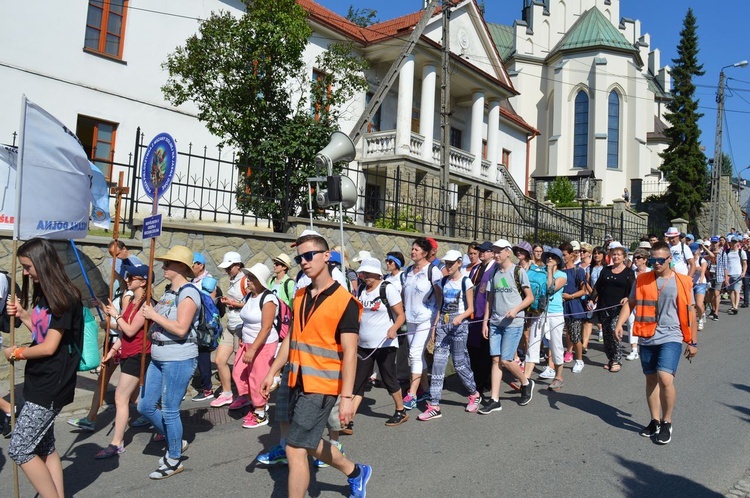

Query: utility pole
(440, 0), (452, 235)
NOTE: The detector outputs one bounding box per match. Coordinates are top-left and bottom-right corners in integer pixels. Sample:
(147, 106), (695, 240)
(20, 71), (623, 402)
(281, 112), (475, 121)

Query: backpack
(439, 275), (471, 314)
(526, 265), (548, 312)
(214, 286), (226, 318)
(261, 290), (292, 340)
(359, 280), (397, 324)
(77, 306), (101, 371)
(0, 272), (21, 333)
(179, 284), (223, 352)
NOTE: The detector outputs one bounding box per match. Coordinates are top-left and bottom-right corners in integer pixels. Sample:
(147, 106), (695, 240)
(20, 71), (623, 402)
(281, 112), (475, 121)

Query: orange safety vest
(632, 271), (693, 343)
(288, 284), (362, 396)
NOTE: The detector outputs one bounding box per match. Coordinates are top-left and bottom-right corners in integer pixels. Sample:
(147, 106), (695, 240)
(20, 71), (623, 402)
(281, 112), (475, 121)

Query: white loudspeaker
(316, 175), (357, 209)
(315, 131), (356, 171)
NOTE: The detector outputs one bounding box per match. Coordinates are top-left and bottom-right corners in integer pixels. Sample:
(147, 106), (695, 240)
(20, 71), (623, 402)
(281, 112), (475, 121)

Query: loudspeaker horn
(314, 131), (356, 171)
(316, 175), (357, 209)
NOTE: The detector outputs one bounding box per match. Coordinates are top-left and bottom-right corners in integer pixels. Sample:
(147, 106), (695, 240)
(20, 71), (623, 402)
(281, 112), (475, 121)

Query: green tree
(721, 152), (734, 176)
(546, 177), (576, 206)
(162, 0), (368, 231)
(659, 8), (707, 222)
(346, 6), (378, 27)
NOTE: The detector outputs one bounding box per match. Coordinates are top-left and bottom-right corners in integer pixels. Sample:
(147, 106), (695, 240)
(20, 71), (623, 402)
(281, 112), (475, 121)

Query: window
(482, 140), (488, 160)
(450, 128), (462, 148)
(84, 0), (128, 59)
(607, 91), (620, 169)
(311, 69), (331, 121)
(502, 149), (511, 169)
(411, 108), (420, 133)
(573, 91), (589, 168)
(76, 115), (118, 180)
(366, 93), (381, 133)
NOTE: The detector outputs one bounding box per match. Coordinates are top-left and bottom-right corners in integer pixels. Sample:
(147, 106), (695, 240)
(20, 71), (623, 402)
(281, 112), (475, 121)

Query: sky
(320, 0), (750, 178)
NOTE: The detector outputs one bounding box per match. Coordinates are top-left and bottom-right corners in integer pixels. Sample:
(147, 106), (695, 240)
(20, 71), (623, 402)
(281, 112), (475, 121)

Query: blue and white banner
(89, 162), (110, 229)
(15, 96), (93, 240)
(0, 146), (17, 231)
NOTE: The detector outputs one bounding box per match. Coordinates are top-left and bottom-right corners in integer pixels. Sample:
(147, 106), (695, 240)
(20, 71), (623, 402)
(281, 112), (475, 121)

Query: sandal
(603, 363), (611, 370)
(609, 363), (621, 373)
(149, 459), (184, 480)
(95, 444), (124, 459)
(548, 379), (564, 391)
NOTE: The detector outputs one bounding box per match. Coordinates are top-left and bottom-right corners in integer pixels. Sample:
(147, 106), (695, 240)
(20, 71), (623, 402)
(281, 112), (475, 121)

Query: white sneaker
(539, 366), (555, 379)
(572, 360), (584, 373)
(597, 333), (604, 343)
(697, 317), (704, 331)
(625, 351), (639, 361)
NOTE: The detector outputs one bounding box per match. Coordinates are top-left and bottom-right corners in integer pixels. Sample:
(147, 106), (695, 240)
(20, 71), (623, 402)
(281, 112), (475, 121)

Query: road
(1, 309), (749, 497)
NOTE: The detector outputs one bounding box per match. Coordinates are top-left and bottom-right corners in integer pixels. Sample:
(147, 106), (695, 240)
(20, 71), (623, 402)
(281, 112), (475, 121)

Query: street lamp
(710, 60), (748, 236)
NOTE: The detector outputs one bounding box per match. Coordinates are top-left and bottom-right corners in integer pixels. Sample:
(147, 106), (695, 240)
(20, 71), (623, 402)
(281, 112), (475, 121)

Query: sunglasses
(294, 250), (325, 265)
(634, 255), (645, 260)
(647, 256), (671, 266)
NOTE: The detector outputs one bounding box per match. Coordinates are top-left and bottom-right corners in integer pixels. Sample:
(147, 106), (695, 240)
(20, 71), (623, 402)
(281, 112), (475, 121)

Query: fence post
(473, 186), (479, 240)
(128, 127), (141, 239)
(620, 211), (624, 243)
(394, 166), (401, 228)
(580, 200), (586, 242)
(534, 196), (540, 243)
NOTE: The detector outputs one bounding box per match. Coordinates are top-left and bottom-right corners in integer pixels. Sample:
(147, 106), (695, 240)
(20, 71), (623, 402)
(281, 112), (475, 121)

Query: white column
(470, 90), (485, 176)
(395, 55), (415, 155)
(419, 63), (437, 161)
(487, 99), (500, 170)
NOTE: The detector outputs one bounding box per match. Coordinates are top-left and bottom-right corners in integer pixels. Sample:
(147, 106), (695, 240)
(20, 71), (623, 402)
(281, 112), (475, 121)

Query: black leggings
(196, 349), (213, 392)
(353, 347), (400, 396)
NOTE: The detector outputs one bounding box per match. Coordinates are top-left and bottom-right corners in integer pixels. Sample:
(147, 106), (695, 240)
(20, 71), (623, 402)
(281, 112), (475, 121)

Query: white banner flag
(0, 146), (17, 231)
(15, 97), (93, 240)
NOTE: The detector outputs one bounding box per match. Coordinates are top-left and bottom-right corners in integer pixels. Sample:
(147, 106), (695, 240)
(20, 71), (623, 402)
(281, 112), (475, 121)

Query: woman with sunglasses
(589, 245), (635, 373)
(384, 251), (405, 293)
(95, 264), (153, 458)
(401, 237), (443, 410)
(212, 251), (247, 409)
(4, 238), (83, 497)
(139, 246), (201, 479)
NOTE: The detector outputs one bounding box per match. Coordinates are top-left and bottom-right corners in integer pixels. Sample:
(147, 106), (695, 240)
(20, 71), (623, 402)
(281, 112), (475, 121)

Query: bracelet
(689, 342), (698, 347)
(12, 347), (25, 361)
(114, 315), (122, 321)
(340, 395), (354, 399)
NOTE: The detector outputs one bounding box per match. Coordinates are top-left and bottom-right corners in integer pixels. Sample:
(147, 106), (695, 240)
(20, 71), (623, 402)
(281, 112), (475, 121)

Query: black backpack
(0, 272), (21, 333)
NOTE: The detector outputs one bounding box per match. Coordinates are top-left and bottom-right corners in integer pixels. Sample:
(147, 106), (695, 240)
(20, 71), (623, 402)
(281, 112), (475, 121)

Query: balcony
(363, 130), (479, 177)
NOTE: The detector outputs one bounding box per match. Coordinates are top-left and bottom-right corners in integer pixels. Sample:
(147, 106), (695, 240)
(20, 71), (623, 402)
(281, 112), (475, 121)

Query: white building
(0, 0), (537, 226)
(488, 0), (672, 205)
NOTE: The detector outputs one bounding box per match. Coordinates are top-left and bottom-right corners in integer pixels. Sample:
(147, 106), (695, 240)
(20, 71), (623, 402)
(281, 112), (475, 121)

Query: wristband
(12, 347), (25, 361)
(689, 341), (697, 347)
(114, 315), (122, 321)
(340, 395), (354, 399)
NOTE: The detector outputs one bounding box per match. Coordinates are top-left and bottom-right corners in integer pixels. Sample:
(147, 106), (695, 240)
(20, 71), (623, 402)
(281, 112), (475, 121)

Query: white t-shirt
(384, 271), (403, 294)
(402, 264), (442, 323)
(225, 272), (246, 329)
(726, 249), (747, 276)
(669, 242), (693, 275)
(441, 276), (472, 316)
(239, 292), (279, 345)
(358, 281), (402, 349)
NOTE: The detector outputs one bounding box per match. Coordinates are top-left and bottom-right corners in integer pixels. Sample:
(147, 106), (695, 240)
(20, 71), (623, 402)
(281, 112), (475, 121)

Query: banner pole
(139, 185), (158, 386)
(9, 238), (19, 498)
(69, 239), (103, 321)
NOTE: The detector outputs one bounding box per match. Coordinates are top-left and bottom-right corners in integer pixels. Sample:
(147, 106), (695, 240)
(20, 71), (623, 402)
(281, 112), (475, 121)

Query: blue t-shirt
(562, 266), (587, 319)
(547, 270), (567, 314)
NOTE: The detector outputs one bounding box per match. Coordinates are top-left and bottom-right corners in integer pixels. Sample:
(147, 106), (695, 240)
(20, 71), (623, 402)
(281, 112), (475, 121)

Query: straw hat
(272, 253), (292, 269)
(155, 246), (194, 271)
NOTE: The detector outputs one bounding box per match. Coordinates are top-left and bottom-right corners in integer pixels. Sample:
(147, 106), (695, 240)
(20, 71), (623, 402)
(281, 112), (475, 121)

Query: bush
(547, 177), (577, 205)
(374, 207), (422, 233)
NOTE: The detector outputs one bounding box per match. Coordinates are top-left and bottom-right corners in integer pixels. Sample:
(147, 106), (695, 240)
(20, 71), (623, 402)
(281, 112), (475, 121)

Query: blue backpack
(526, 264), (548, 312)
(179, 284), (223, 351)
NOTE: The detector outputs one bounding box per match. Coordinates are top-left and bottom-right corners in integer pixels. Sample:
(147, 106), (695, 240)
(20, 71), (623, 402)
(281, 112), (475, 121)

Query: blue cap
(710, 236), (720, 243)
(193, 253), (206, 265)
(689, 242), (699, 252)
(122, 264), (153, 281)
(329, 251), (342, 265)
(686, 234), (694, 241)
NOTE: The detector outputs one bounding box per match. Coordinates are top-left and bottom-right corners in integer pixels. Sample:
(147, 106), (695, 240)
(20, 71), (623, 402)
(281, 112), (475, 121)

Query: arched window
(574, 91), (589, 168)
(607, 91), (620, 169)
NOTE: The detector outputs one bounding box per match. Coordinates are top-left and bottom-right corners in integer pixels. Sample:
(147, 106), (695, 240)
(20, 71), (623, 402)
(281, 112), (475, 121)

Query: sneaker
(257, 444), (288, 465)
(563, 351), (573, 363)
(228, 395), (251, 411)
(417, 404), (442, 421)
(192, 389), (215, 402)
(639, 419), (660, 438)
(210, 391), (234, 408)
(625, 351), (639, 361)
(465, 393), (481, 413)
(598, 333), (604, 343)
(0, 413), (11, 438)
(67, 417), (95, 432)
(572, 360), (585, 373)
(656, 421), (672, 444)
(95, 444), (125, 459)
(478, 398), (503, 415)
(548, 378), (564, 391)
(340, 421), (354, 436)
(149, 459), (184, 480)
(402, 393), (417, 410)
(728, 308), (738, 315)
(539, 366), (555, 379)
(347, 463), (372, 498)
(519, 380), (534, 406)
(697, 317), (704, 331)
(242, 411), (269, 429)
(130, 415), (152, 428)
(709, 313), (718, 321)
(384, 410), (409, 427)
(416, 389), (431, 402)
(315, 440), (344, 468)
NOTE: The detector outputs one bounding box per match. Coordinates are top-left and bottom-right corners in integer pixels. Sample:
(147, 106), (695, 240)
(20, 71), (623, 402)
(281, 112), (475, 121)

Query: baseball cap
(121, 264), (153, 281)
(442, 249), (463, 262)
(329, 251), (342, 265)
(604, 234), (613, 241)
(570, 240), (581, 251)
(477, 241), (493, 252)
(686, 234), (694, 241)
(492, 239), (513, 250)
(609, 241), (624, 250)
(426, 237), (438, 251)
(218, 251), (242, 268)
(689, 242), (699, 252)
(710, 236), (720, 243)
(193, 252), (206, 265)
(357, 257), (382, 276)
(664, 227), (680, 237)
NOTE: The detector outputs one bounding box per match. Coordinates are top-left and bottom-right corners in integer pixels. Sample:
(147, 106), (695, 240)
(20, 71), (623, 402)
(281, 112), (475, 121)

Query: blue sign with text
(141, 133), (177, 200)
(142, 214), (162, 239)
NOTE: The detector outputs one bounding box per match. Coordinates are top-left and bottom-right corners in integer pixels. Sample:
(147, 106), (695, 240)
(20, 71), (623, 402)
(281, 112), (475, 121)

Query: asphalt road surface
(1, 309), (749, 497)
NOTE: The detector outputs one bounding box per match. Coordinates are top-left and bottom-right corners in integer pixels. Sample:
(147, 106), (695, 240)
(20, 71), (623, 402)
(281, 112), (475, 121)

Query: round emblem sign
(141, 133), (177, 200)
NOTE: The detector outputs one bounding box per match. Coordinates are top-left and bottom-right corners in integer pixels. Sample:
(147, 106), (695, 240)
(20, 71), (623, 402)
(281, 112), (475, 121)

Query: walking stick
(99, 172), (129, 406)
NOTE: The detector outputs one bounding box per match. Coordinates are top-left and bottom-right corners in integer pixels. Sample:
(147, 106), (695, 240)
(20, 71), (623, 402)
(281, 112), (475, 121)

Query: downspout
(524, 133), (535, 195)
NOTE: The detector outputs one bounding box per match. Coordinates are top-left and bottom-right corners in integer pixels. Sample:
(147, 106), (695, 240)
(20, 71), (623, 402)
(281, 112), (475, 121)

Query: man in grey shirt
(615, 241), (697, 445)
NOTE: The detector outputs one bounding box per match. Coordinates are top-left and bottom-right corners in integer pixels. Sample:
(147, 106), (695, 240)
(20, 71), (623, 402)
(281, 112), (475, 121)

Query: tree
(162, 0), (368, 231)
(659, 8), (707, 223)
(546, 177), (576, 206)
(721, 152), (734, 177)
(346, 6), (378, 27)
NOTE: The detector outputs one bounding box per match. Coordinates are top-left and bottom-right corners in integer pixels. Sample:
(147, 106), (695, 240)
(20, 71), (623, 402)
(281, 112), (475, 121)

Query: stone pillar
(487, 99), (500, 171)
(470, 90), (485, 176)
(419, 64), (437, 162)
(670, 217), (689, 234)
(395, 55), (415, 155)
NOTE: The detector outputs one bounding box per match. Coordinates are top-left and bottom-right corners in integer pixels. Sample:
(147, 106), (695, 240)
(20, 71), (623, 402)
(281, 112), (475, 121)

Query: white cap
(570, 240), (581, 251)
(292, 229), (323, 247)
(442, 249), (463, 262)
(609, 241), (624, 250)
(352, 250), (372, 263)
(356, 257), (382, 276)
(218, 251), (242, 268)
(492, 239), (513, 250)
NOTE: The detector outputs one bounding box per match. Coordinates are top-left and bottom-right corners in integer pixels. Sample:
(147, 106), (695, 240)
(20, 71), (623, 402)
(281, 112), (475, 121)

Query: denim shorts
(728, 275), (742, 292)
(640, 342), (683, 376)
(488, 324), (523, 360)
(693, 283), (707, 295)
